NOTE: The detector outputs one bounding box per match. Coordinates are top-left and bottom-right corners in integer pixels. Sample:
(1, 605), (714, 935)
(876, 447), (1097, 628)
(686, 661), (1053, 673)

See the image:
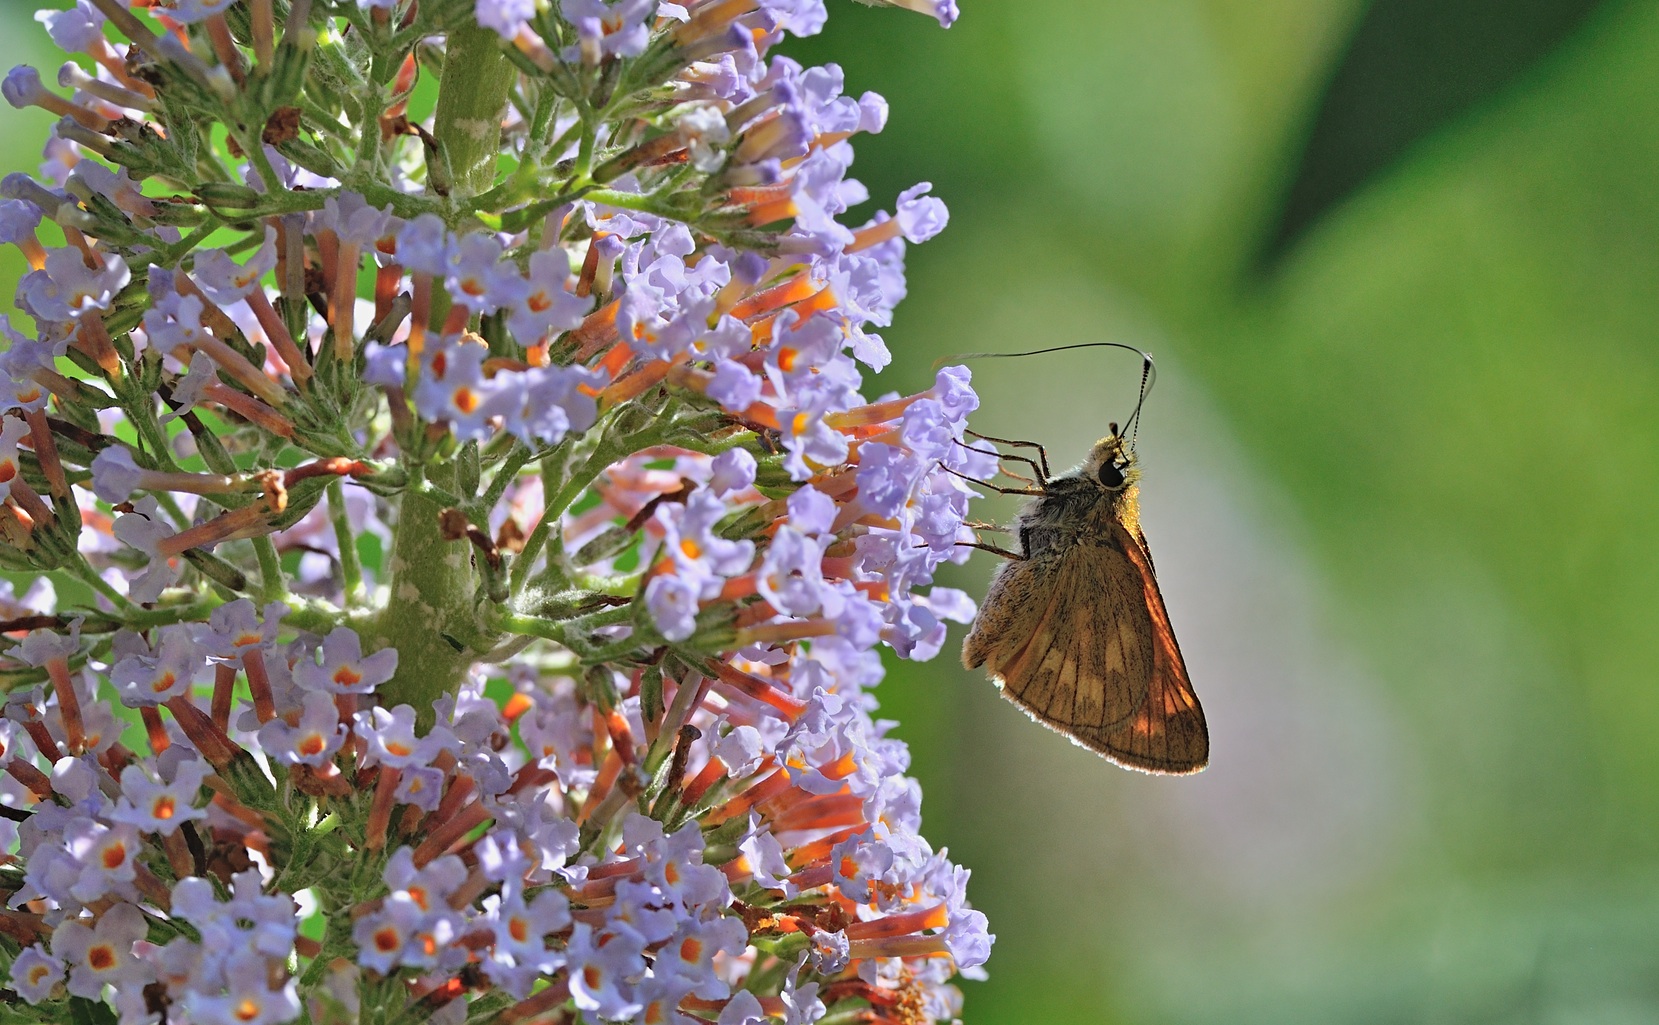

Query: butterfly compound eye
(1097, 460), (1126, 489)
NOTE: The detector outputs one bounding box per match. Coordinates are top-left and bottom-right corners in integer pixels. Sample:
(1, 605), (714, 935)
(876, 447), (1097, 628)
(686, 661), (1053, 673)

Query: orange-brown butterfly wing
(1095, 522), (1209, 774)
(966, 541), (1154, 744)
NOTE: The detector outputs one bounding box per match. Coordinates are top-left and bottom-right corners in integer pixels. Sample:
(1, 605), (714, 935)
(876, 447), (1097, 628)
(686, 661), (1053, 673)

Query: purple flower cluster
(0, 0), (993, 1022)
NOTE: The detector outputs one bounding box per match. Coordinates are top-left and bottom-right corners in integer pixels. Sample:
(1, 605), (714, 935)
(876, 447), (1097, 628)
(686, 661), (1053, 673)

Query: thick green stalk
(370, 465), (487, 727)
(364, 30), (517, 725)
(431, 21), (517, 199)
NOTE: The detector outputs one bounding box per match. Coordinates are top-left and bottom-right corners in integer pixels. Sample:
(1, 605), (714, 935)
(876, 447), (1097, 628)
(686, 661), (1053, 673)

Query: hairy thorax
(1017, 476), (1142, 561)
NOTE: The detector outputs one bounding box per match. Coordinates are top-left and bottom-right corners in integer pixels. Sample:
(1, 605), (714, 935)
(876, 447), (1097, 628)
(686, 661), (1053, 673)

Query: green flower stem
(584, 187), (671, 217)
(574, 107), (598, 181)
(126, 393), (183, 474)
(492, 602), (643, 665)
(156, 182), (442, 231)
(504, 186), (666, 233)
(569, 604), (637, 634)
(523, 85), (562, 162)
(498, 183), (599, 233)
(239, 125), (284, 195)
(666, 425), (758, 460)
(370, 462), (488, 728)
(327, 478), (367, 607)
(252, 535), (284, 602)
(508, 436), (629, 594)
(152, 491), (191, 532)
(578, 630), (653, 666)
(492, 611), (567, 644)
(571, 569), (644, 596)
(510, 486), (583, 593)
(66, 557), (140, 614)
(282, 597), (348, 635)
(299, 98), (355, 142)
(120, 600), (218, 629)
(432, 20), (518, 199)
(135, 224), (221, 272)
(475, 442), (532, 516)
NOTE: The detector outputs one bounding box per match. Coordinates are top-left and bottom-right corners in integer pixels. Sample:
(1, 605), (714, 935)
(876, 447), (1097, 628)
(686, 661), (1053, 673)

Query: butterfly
(959, 425), (1209, 774)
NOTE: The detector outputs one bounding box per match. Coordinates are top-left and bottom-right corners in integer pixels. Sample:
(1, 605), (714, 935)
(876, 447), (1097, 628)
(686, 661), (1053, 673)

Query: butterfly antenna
(933, 341), (1157, 448)
(1124, 354), (1155, 450)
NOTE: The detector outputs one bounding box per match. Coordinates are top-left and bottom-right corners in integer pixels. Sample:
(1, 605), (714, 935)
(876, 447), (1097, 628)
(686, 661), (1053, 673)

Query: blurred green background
(7, 1), (1659, 1021)
(785, 1), (1659, 1022)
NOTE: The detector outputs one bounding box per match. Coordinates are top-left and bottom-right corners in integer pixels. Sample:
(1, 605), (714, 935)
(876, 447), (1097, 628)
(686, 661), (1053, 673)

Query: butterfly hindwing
(1095, 522), (1209, 774)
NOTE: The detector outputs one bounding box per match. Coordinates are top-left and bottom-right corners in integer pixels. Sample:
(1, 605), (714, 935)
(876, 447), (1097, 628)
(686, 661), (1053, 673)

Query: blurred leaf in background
(1260, 0), (1611, 265)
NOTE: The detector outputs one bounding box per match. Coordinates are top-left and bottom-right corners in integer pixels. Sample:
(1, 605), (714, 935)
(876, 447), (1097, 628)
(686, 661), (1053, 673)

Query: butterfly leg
(966, 430), (1051, 480)
(938, 463), (1045, 496)
(956, 439), (1045, 486)
(953, 540), (1026, 561)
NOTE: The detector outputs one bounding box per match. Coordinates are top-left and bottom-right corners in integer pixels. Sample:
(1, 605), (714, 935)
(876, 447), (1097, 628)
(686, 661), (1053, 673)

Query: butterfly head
(1084, 426), (1138, 492)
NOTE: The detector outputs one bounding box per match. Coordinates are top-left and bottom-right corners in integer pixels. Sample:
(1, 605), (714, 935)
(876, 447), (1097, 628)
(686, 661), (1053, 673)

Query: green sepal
(265, 24), (318, 109)
(640, 662), (665, 732)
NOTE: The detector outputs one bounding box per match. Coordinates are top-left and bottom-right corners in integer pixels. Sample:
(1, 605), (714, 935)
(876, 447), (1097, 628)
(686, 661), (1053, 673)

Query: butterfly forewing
(965, 540), (1154, 745)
